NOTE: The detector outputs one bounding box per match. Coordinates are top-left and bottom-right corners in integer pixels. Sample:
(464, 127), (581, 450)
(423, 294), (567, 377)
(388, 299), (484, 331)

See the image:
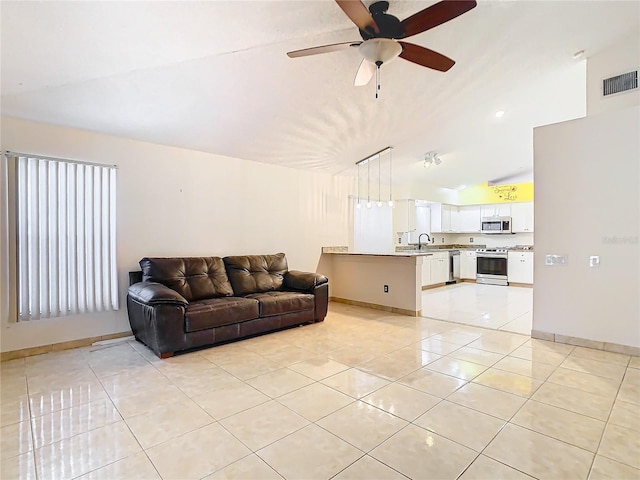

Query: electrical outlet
(441, 238), (445, 243)
(470, 237), (474, 243)
(384, 285), (389, 293)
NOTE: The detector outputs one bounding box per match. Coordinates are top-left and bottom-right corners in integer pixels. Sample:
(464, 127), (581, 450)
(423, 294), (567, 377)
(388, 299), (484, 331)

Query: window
(12, 154), (118, 320)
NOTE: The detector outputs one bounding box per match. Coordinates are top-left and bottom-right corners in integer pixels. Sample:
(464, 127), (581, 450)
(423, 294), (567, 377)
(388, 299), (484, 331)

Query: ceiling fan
(287, 0), (477, 88)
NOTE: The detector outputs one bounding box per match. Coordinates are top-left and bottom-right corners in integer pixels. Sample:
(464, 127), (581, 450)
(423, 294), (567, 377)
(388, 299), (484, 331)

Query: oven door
(476, 255), (508, 285)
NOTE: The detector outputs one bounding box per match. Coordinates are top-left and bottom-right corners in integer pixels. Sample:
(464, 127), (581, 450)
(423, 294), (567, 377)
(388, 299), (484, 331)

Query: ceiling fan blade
(354, 59), (375, 86)
(335, 0), (379, 34)
(399, 42), (455, 72)
(287, 41), (361, 58)
(400, 0), (477, 39)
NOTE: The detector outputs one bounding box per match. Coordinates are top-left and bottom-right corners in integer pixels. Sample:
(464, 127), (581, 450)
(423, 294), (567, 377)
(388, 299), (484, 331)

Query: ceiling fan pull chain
(375, 61), (382, 99)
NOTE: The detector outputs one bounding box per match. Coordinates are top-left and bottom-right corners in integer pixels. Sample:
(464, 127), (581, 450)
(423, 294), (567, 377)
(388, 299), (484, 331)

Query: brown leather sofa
(127, 253), (328, 358)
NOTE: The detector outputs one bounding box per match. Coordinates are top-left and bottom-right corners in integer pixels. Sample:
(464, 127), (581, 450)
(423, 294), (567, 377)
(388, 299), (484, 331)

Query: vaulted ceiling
(2, 1), (639, 189)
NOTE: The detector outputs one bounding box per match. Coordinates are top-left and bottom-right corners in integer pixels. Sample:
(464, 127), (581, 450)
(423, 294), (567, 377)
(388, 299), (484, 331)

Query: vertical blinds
(16, 155), (118, 320)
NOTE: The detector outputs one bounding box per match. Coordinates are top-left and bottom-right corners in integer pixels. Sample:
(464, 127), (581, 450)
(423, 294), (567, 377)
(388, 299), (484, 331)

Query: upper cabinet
(421, 201), (533, 234)
(430, 203), (454, 233)
(481, 204), (512, 218)
(408, 203), (431, 243)
(455, 205), (481, 233)
(510, 202), (534, 233)
(432, 204), (480, 233)
(393, 199), (416, 233)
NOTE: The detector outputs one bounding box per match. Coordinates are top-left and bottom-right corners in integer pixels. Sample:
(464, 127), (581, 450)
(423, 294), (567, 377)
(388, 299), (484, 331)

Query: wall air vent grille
(603, 70), (638, 96)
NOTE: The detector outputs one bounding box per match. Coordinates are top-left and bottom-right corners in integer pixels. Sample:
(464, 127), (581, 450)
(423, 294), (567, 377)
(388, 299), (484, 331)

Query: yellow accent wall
(458, 182), (534, 205)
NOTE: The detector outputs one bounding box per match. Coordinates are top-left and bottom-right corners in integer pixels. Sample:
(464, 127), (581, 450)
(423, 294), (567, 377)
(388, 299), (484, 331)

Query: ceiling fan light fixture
(358, 38), (402, 64)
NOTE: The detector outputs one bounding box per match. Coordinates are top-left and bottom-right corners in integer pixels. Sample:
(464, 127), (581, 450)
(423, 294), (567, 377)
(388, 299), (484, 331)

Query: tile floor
(422, 282), (533, 334)
(1, 286), (639, 480)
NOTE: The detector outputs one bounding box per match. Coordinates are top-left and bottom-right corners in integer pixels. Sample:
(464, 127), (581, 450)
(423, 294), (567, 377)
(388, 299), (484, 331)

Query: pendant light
(366, 160), (372, 208)
(388, 148), (394, 207)
(355, 147), (393, 209)
(356, 162), (361, 209)
(377, 153), (383, 207)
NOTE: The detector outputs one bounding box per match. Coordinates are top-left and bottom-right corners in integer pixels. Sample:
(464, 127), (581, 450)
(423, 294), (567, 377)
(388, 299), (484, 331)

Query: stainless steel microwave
(481, 216), (512, 234)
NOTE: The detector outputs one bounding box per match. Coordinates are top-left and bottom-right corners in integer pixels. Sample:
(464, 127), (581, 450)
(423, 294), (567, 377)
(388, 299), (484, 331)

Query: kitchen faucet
(418, 233), (431, 250)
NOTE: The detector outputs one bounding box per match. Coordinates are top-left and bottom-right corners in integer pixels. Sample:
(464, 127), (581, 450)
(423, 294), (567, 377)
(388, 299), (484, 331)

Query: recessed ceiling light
(495, 110), (505, 118)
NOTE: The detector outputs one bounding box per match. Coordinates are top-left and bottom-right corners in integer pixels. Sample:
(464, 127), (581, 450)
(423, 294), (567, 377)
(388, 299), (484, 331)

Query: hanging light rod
(355, 146), (393, 166)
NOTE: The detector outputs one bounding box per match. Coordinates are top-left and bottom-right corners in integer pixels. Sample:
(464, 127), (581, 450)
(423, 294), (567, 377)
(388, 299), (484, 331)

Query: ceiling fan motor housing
(360, 0), (403, 40)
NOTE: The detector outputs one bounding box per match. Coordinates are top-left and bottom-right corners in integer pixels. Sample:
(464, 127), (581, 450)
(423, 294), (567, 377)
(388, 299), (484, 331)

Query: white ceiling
(2, 1), (639, 189)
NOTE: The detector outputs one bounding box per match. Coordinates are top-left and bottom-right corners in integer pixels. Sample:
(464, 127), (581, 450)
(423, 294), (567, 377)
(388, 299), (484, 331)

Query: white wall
(0, 117), (352, 352)
(351, 198), (394, 254)
(406, 182), (459, 205)
(587, 30), (640, 117)
(533, 106), (639, 348)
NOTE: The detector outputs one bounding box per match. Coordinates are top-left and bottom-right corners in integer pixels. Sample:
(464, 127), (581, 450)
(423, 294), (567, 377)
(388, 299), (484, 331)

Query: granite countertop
(322, 246), (456, 257)
(322, 245), (533, 255)
(323, 250), (443, 257)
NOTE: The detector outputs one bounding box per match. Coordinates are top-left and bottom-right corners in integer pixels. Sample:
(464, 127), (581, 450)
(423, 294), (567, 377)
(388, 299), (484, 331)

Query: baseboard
(508, 282), (533, 288)
(531, 330), (640, 356)
(1, 331), (133, 361)
(330, 297), (419, 317)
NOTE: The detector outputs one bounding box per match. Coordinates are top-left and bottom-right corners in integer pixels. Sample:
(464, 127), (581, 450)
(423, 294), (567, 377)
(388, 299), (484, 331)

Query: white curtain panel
(16, 156), (118, 320)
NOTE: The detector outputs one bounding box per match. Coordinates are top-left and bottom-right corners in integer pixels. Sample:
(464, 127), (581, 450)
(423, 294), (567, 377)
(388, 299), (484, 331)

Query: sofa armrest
(128, 282), (188, 306)
(283, 271), (328, 292)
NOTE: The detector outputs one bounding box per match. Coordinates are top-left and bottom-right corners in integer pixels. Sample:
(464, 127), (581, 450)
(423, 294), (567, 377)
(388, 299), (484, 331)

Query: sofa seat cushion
(245, 291), (314, 317)
(185, 297), (259, 333)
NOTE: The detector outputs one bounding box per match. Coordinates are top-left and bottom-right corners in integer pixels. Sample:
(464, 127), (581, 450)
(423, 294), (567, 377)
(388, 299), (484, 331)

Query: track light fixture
(424, 151), (442, 168)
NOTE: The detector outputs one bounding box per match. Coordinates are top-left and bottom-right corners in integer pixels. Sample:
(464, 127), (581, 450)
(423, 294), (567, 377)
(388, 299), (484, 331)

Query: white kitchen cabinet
(508, 251), (534, 284)
(421, 258), (432, 287)
(430, 203), (455, 233)
(441, 205), (453, 232)
(481, 204), (512, 218)
(460, 250), (477, 280)
(422, 252), (449, 286)
(393, 199), (416, 233)
(408, 203), (431, 243)
(434, 253), (450, 284)
(457, 205), (481, 233)
(430, 252), (450, 285)
(450, 207), (462, 232)
(510, 202), (534, 233)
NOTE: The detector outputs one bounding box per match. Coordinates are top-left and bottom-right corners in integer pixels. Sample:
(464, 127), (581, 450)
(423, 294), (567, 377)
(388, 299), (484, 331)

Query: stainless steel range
(476, 248), (508, 286)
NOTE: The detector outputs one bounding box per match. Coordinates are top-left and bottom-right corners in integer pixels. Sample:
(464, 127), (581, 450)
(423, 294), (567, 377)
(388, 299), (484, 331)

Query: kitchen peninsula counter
(321, 247), (429, 316)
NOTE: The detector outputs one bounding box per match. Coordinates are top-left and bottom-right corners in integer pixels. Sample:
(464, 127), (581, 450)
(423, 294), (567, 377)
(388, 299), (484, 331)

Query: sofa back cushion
(140, 257), (234, 302)
(223, 253), (288, 296)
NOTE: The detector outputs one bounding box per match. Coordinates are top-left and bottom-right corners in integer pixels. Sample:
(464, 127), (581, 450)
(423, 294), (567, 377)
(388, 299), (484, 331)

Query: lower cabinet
(422, 253), (449, 287)
(508, 251), (534, 284)
(460, 251), (477, 280)
(421, 259), (431, 286)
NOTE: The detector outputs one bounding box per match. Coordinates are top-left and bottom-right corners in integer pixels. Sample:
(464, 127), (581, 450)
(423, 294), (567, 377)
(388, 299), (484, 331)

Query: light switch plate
(545, 254), (567, 266)
(589, 256), (600, 267)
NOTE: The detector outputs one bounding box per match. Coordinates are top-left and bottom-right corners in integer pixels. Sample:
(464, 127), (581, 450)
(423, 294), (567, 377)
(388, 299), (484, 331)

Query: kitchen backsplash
(429, 232), (534, 248)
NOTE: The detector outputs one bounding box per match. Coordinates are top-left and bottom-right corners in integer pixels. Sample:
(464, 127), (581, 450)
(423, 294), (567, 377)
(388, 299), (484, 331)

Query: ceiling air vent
(602, 70), (638, 96)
